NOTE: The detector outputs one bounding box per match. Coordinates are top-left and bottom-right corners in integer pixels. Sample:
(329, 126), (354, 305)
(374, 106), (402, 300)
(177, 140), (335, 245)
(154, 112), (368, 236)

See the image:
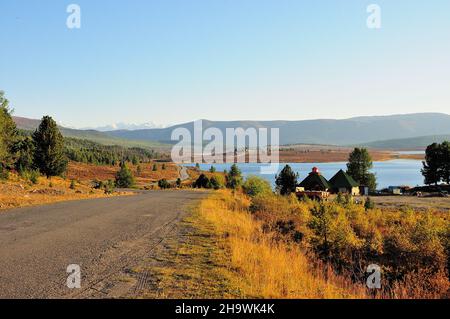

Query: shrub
(92, 179), (104, 189)
(0, 166), (9, 180)
(158, 178), (170, 189)
(208, 177), (221, 190)
(364, 197), (375, 210)
(28, 170), (40, 184)
(115, 163), (135, 188)
(245, 190), (449, 297)
(243, 175), (272, 197)
(335, 192), (345, 204)
(226, 164), (243, 190)
(194, 174), (209, 188)
(104, 180), (115, 194)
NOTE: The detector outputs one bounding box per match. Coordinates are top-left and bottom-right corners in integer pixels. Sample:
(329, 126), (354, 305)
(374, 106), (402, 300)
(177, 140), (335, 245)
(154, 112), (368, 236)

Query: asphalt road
(0, 190), (206, 299)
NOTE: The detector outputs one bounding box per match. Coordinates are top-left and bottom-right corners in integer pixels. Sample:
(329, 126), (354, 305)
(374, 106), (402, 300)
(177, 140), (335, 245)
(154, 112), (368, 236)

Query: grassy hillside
(362, 134), (450, 149)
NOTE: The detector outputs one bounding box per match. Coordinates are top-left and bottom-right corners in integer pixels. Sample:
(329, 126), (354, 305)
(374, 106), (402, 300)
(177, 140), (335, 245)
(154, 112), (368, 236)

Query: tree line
(0, 90), (159, 180)
(1, 93), (68, 178)
(65, 138), (159, 166)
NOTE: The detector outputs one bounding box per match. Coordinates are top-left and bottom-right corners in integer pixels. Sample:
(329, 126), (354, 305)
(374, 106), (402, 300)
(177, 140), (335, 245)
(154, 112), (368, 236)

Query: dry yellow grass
(199, 190), (368, 298)
(0, 173), (130, 211)
(67, 161), (180, 187)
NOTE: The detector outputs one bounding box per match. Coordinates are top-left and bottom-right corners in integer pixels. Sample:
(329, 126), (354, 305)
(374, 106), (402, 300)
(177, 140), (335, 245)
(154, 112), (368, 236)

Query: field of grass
(0, 173), (129, 211)
(147, 189), (449, 299)
(67, 161), (180, 187)
(198, 190), (369, 298)
(140, 190), (368, 298)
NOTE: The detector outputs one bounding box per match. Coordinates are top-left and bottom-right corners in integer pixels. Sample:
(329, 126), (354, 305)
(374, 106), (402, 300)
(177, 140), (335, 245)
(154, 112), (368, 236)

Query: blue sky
(1, 0), (449, 127)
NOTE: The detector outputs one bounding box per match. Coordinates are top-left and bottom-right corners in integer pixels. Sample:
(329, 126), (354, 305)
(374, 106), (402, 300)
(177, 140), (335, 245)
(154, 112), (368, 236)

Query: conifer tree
(32, 116), (68, 177)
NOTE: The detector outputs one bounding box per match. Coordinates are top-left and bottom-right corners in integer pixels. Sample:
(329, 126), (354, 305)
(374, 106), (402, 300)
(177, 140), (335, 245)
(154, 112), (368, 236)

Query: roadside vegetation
(170, 157), (449, 299)
(187, 181), (449, 299)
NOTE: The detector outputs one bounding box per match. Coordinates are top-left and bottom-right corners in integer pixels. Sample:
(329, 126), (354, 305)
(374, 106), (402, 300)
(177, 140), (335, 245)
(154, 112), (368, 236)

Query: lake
(184, 159), (424, 189)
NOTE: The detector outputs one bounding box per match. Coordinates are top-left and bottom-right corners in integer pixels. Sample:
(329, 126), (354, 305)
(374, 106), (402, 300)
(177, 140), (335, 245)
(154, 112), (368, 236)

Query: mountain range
(13, 113), (450, 149)
(104, 113), (450, 147)
(80, 122), (164, 132)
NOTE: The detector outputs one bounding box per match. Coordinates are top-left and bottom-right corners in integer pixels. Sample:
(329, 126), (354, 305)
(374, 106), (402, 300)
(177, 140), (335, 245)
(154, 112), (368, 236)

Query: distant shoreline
(278, 148), (424, 163)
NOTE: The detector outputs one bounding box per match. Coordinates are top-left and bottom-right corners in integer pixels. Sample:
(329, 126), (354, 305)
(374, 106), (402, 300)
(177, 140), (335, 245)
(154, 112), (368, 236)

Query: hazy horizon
(12, 111), (450, 132)
(1, 1), (449, 128)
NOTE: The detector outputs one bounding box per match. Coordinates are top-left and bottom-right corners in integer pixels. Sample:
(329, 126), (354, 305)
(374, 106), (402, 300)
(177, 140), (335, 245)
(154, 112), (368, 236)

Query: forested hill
(13, 116), (170, 151)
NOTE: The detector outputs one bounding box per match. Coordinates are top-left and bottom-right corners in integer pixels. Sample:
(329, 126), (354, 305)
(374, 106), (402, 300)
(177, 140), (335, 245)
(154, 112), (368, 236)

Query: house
(296, 167), (331, 200)
(299, 167), (331, 191)
(329, 169), (360, 195)
(388, 186), (402, 195)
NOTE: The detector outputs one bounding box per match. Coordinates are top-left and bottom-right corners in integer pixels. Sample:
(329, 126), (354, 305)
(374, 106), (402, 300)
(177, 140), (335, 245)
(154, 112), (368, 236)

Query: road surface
(0, 190), (206, 298)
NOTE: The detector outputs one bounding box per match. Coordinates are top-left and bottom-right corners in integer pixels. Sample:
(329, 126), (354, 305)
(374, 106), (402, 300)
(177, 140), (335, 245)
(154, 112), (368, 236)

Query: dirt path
(0, 190), (207, 298)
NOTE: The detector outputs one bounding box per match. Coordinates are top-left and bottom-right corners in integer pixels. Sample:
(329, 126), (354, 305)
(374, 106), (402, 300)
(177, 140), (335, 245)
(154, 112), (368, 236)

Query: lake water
(184, 159), (424, 190)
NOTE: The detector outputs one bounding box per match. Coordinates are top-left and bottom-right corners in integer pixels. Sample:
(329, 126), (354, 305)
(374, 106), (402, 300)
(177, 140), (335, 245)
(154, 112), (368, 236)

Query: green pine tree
(275, 164), (298, 195)
(346, 148), (377, 191)
(115, 162), (135, 188)
(0, 91), (18, 173)
(32, 116), (68, 177)
(422, 143), (442, 186)
(226, 164), (243, 190)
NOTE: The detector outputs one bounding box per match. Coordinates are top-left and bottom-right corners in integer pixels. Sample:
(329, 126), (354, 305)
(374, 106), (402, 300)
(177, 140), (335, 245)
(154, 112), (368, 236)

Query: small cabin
(296, 167), (331, 200)
(329, 169), (360, 196)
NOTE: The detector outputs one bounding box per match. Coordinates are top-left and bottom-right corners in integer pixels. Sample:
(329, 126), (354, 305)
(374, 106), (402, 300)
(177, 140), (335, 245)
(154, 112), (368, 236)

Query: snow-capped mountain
(82, 122), (164, 131)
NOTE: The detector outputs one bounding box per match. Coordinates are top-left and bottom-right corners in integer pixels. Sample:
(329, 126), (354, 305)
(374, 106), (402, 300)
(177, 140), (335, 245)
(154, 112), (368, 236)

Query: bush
(0, 166), (9, 180)
(70, 179), (76, 190)
(243, 175), (272, 197)
(226, 164), (243, 190)
(158, 178), (170, 189)
(115, 163), (135, 188)
(104, 180), (115, 194)
(208, 177), (221, 190)
(364, 197), (375, 210)
(194, 174), (209, 188)
(92, 179), (115, 193)
(28, 170), (40, 184)
(244, 190), (449, 297)
(92, 179), (104, 189)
